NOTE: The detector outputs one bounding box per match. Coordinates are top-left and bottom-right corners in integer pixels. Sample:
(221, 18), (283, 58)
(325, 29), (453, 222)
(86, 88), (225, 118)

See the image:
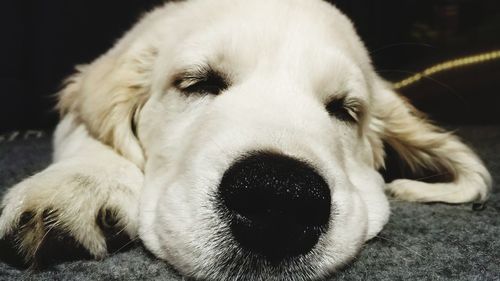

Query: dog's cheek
(355, 174), (389, 239)
(322, 184), (369, 267)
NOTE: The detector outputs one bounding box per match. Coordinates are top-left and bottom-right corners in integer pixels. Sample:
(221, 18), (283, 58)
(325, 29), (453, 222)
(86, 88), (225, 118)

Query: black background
(1, 0), (499, 133)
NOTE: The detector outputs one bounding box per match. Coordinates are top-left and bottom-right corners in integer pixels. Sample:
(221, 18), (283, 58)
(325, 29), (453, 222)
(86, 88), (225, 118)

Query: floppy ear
(57, 45), (158, 168)
(370, 77), (492, 203)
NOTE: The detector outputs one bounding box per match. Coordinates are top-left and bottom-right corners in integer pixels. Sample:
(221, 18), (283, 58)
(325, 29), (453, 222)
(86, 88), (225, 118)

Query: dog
(0, 0), (492, 280)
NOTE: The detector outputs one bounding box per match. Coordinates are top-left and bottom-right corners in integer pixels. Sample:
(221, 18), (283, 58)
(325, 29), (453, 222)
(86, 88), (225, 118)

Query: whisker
(370, 42), (435, 55)
(412, 172), (452, 181)
(110, 235), (142, 256)
(378, 69), (466, 104)
(32, 221), (60, 261)
(114, 222), (130, 236)
(375, 235), (425, 258)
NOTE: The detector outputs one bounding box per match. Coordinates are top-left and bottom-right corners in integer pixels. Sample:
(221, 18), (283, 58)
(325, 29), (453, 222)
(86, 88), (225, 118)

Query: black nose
(218, 152), (331, 262)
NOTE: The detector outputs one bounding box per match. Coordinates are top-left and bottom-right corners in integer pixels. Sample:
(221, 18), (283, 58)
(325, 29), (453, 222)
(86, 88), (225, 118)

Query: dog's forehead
(165, 2), (362, 63)
(158, 0), (372, 93)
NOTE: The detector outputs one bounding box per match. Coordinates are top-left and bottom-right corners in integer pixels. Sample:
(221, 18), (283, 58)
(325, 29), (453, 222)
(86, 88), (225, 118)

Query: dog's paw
(385, 178), (486, 204)
(0, 161), (142, 268)
(385, 179), (429, 202)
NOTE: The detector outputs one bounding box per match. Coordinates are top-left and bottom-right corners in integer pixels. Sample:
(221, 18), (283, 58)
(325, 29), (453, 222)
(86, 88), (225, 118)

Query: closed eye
(174, 66), (228, 96)
(325, 96), (363, 123)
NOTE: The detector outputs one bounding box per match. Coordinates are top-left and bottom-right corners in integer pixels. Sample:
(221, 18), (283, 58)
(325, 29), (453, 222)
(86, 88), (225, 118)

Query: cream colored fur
(0, 0), (491, 280)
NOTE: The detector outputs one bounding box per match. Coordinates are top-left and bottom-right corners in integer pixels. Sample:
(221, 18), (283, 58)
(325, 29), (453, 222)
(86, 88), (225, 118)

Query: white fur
(0, 0), (491, 280)
(0, 115), (143, 261)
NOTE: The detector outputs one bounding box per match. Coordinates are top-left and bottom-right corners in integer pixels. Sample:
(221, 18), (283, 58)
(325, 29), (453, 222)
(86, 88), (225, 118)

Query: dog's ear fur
(57, 45), (158, 168)
(370, 76), (491, 203)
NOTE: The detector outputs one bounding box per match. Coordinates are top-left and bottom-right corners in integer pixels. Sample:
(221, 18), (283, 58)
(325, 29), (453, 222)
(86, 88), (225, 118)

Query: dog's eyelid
(172, 65), (209, 88)
(345, 99), (365, 123)
(174, 75), (201, 89)
(173, 65), (228, 95)
(325, 96), (364, 123)
(344, 97), (365, 113)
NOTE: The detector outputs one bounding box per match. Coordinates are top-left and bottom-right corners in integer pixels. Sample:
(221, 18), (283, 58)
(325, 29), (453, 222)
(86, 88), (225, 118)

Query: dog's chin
(161, 222), (332, 281)
(191, 255), (326, 281)
(181, 239), (325, 281)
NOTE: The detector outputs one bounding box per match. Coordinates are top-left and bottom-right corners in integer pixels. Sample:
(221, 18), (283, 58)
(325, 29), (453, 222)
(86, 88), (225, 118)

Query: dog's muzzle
(217, 152), (331, 262)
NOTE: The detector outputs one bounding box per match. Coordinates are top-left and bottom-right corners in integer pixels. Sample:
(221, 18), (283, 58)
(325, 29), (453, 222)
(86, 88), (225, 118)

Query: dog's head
(57, 0), (491, 280)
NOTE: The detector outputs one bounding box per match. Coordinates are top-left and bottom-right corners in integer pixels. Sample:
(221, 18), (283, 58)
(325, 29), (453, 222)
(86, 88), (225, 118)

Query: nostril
(218, 152), (331, 262)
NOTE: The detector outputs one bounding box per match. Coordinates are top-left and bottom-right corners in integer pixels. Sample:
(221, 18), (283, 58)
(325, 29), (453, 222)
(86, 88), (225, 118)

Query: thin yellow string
(393, 49), (500, 89)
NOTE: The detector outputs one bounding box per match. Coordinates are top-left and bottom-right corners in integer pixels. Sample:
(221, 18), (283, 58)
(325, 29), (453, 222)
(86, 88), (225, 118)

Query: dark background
(1, 0), (499, 133)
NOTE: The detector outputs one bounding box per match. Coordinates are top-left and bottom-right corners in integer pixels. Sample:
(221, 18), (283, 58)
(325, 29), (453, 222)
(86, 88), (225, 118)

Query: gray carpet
(0, 126), (499, 280)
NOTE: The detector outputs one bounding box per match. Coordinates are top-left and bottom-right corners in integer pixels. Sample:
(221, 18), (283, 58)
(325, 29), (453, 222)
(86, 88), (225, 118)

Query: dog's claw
(96, 207), (134, 253)
(472, 202), (487, 211)
(97, 207), (120, 230)
(19, 211), (35, 226)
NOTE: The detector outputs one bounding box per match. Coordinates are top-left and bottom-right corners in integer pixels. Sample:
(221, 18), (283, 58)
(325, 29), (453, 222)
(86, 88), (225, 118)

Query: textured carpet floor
(0, 127), (499, 281)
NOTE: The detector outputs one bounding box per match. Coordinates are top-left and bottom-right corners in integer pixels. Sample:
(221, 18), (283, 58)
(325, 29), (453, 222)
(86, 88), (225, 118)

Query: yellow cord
(393, 49), (500, 89)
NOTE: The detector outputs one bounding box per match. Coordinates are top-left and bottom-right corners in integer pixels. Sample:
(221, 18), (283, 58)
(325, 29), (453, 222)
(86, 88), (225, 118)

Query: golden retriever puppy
(0, 0), (491, 280)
